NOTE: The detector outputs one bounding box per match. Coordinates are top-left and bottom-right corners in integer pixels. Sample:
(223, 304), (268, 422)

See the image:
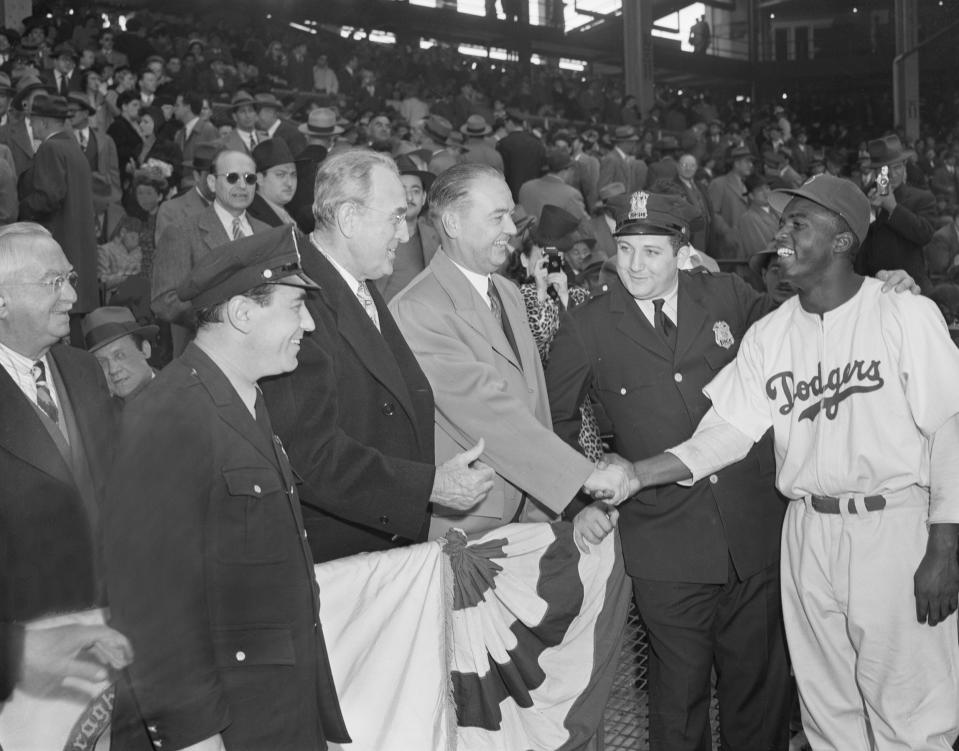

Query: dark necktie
(33, 360), (60, 425)
(232, 217), (243, 241)
(653, 298), (676, 351)
(487, 277), (522, 368)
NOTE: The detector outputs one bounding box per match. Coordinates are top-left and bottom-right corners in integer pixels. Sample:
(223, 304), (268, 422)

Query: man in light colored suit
(389, 163), (631, 546)
(152, 149), (268, 346)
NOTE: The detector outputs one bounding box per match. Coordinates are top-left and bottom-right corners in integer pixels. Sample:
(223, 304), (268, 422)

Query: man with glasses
(152, 148), (269, 355)
(261, 150), (496, 563)
(0, 223), (132, 709)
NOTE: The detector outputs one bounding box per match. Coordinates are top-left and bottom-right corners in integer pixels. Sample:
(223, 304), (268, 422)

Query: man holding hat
(20, 94), (99, 319)
(856, 133), (937, 292)
(545, 190), (792, 751)
(82, 306), (157, 401)
(621, 174), (959, 748)
(248, 138), (298, 227)
(103, 225), (350, 751)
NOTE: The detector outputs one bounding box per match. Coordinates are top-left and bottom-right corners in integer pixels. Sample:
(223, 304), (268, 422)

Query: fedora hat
(534, 204), (580, 246)
(82, 306), (158, 352)
(66, 91), (96, 114)
(298, 107), (345, 136)
(422, 114), (453, 144)
(253, 92), (283, 110)
(728, 145), (755, 161)
(0, 72), (12, 96)
(252, 138), (295, 172)
(230, 90), (255, 109)
(460, 114), (492, 137)
(12, 74), (51, 109)
(395, 153), (434, 191)
(30, 94), (69, 120)
(868, 134), (915, 168)
(612, 125), (639, 142)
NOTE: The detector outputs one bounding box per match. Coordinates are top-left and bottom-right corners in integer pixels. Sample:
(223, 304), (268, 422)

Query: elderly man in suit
(544, 191), (792, 751)
(707, 145), (754, 259)
(172, 92), (218, 188)
(260, 150), (495, 563)
(19, 95), (99, 320)
(247, 138), (297, 228)
(0, 222), (131, 702)
(153, 142), (217, 243)
(599, 125), (647, 195)
(389, 162), (632, 543)
(375, 153), (441, 302)
(152, 149), (268, 348)
(856, 134), (937, 293)
(104, 227), (350, 751)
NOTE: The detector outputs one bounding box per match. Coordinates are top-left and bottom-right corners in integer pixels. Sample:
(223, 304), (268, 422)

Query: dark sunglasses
(216, 172), (257, 185)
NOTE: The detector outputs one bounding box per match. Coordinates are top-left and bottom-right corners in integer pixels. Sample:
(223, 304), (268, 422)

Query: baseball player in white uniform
(612, 175), (959, 750)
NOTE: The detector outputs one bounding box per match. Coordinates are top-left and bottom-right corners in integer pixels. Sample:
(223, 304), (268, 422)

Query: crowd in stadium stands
(4, 3), (959, 749)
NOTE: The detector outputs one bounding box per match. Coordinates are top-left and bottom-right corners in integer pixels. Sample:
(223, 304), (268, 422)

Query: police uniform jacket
(545, 270), (787, 583)
(103, 344), (349, 750)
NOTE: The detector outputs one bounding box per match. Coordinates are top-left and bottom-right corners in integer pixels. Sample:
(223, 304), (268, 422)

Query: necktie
(232, 217), (243, 241)
(78, 130), (87, 151)
(250, 130), (258, 148)
(653, 298), (676, 351)
(356, 281), (380, 331)
(33, 360), (60, 425)
(487, 277), (522, 367)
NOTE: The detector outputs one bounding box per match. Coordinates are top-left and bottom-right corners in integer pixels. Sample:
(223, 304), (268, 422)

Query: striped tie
(356, 281), (380, 331)
(33, 361), (60, 425)
(232, 217), (243, 241)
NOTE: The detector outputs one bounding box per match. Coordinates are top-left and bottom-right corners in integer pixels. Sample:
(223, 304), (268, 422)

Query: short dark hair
(177, 92), (204, 117)
(195, 283), (275, 327)
(116, 90), (139, 109)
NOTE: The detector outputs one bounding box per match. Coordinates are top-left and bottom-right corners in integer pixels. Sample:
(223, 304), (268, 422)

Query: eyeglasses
(356, 203), (406, 227)
(2, 271), (78, 293)
(216, 172), (257, 185)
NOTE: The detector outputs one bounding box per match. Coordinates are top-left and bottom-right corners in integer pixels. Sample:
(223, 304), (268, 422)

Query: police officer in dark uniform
(103, 226), (350, 751)
(544, 191), (791, 751)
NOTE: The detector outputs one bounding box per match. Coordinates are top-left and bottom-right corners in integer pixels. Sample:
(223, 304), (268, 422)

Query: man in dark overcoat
(103, 226), (351, 751)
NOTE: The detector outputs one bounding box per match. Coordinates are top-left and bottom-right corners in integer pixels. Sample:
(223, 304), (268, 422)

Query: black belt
(809, 494), (886, 514)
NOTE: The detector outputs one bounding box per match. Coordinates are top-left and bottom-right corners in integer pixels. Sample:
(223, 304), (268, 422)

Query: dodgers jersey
(704, 277), (959, 501)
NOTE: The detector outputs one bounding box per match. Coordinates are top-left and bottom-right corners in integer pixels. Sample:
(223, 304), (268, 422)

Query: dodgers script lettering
(765, 360), (884, 421)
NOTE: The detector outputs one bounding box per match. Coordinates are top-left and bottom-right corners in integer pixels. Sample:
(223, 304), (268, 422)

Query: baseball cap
(767, 174), (870, 244)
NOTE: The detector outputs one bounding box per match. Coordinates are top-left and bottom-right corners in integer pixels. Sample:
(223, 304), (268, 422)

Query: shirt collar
(447, 254), (493, 309)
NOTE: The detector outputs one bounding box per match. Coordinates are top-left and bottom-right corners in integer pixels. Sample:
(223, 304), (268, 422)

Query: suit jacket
(106, 116), (142, 179)
(389, 250), (594, 537)
(374, 216), (441, 303)
(42, 68), (83, 96)
(1, 345), (116, 697)
(0, 144), (17, 224)
(856, 183), (937, 292)
(707, 172), (749, 259)
(261, 241), (436, 562)
(0, 115), (35, 177)
(669, 175), (713, 253)
(736, 203), (780, 259)
(151, 206), (270, 324)
(75, 128), (122, 204)
(288, 144), (327, 234)
(598, 149), (647, 194)
(220, 128), (255, 156)
(459, 139), (504, 172)
(174, 118), (218, 185)
(567, 153), (600, 211)
(270, 119), (307, 159)
(103, 344), (349, 750)
(153, 186), (211, 246)
(496, 130), (546, 200)
(545, 270), (786, 583)
(19, 130), (99, 312)
(518, 174), (589, 230)
(925, 221), (959, 280)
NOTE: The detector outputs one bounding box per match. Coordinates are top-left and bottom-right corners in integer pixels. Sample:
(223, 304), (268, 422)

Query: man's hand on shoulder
(430, 438), (495, 511)
(876, 268), (921, 295)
